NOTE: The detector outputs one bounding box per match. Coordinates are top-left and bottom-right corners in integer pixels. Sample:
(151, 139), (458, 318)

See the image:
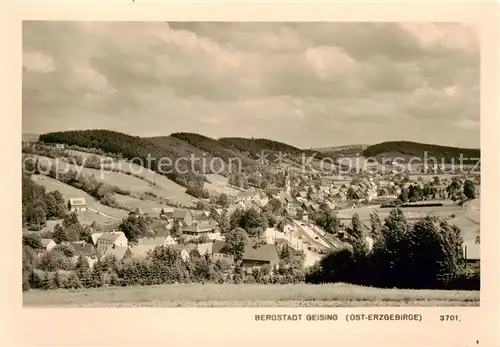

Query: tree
(119, 214), (148, 242)
(171, 219), (182, 238)
(267, 198), (283, 215)
(346, 187), (358, 200)
(369, 210), (383, 239)
(312, 210), (341, 234)
(348, 213), (364, 240)
(22, 246), (38, 291)
(63, 212), (80, 229)
(463, 180), (476, 200)
(371, 208), (410, 288)
(216, 193), (229, 208)
(39, 250), (73, 272)
(53, 243), (75, 258)
(45, 190), (66, 219)
(22, 234), (43, 250)
(79, 226), (93, 243)
(279, 244), (292, 263)
(65, 223), (81, 242)
(75, 254), (90, 272)
(224, 227), (248, 261)
(433, 176), (440, 186)
(263, 211), (278, 228)
(230, 207), (268, 236)
(404, 217), (464, 289)
(218, 212), (231, 235)
(446, 180), (462, 201)
(52, 223), (67, 244)
(398, 188), (409, 203)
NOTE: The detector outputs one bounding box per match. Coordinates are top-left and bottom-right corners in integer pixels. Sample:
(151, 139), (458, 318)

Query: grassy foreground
(23, 283), (480, 307)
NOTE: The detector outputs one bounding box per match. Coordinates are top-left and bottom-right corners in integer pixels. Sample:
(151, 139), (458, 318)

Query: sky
(22, 22), (480, 149)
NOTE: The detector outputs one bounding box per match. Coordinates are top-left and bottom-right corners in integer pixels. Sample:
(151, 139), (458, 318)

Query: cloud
(455, 118), (480, 131)
(23, 51), (55, 74)
(22, 22), (480, 148)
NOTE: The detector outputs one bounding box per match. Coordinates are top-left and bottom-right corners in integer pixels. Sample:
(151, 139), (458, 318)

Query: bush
(450, 264), (480, 290)
(38, 250), (74, 272)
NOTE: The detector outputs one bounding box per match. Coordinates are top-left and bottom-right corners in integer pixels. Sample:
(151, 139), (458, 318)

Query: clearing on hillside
(204, 174), (241, 197)
(32, 155), (197, 207)
(31, 174), (128, 221)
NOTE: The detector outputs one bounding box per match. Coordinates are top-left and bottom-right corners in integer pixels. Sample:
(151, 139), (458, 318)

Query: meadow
(204, 173), (241, 197)
(114, 193), (165, 215)
(23, 283), (479, 307)
(31, 154), (197, 207)
(336, 201), (463, 223)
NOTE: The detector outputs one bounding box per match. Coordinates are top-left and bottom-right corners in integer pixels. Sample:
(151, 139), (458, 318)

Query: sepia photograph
(21, 21), (481, 309)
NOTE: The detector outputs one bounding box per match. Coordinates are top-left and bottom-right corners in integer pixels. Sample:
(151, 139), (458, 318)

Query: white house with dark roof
(68, 198), (87, 212)
(40, 238), (56, 252)
(278, 219), (295, 234)
(97, 232), (128, 255)
(182, 220), (220, 237)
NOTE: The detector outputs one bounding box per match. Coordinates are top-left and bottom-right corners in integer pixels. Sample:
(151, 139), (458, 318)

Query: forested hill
(38, 129), (326, 171)
(362, 141), (480, 163)
(37, 130), (212, 191)
(169, 133), (255, 166)
(218, 137), (317, 159)
(39, 130), (166, 162)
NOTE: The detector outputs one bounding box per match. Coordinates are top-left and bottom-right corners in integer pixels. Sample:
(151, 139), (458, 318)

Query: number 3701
(440, 315), (460, 322)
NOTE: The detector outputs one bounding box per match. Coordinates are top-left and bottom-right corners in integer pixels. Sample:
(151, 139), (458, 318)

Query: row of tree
(23, 234), (305, 291)
(306, 208), (479, 290)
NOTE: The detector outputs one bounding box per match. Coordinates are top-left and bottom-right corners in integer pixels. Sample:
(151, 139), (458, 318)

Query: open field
(23, 283), (479, 307)
(105, 160), (197, 204)
(336, 201), (463, 223)
(204, 173), (241, 197)
(114, 194), (165, 215)
(31, 175), (128, 221)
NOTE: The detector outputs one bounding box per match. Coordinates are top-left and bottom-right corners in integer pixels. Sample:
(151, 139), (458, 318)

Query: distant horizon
(22, 129), (481, 151)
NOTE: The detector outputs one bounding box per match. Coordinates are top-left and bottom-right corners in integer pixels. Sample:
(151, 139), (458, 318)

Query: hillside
(22, 133), (40, 142)
(219, 137), (304, 158)
(362, 141), (480, 164)
(170, 132), (255, 166)
(313, 144), (368, 157)
(38, 130), (207, 190)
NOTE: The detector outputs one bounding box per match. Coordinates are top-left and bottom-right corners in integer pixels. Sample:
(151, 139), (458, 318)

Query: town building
(172, 209), (194, 226)
(278, 219), (295, 234)
(182, 220), (219, 236)
(40, 238), (56, 252)
(70, 241), (99, 267)
(68, 198), (87, 213)
(97, 232), (128, 255)
(241, 243), (280, 271)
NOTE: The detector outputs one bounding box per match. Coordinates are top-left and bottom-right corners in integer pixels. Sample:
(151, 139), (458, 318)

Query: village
(30, 160), (481, 275)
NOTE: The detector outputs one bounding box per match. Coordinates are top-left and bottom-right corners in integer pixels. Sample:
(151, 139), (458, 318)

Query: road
(292, 220), (331, 249)
(87, 207), (122, 220)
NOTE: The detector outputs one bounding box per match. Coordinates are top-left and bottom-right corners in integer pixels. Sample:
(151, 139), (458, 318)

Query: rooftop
(242, 243), (279, 264)
(69, 198), (86, 206)
(98, 233), (122, 242)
